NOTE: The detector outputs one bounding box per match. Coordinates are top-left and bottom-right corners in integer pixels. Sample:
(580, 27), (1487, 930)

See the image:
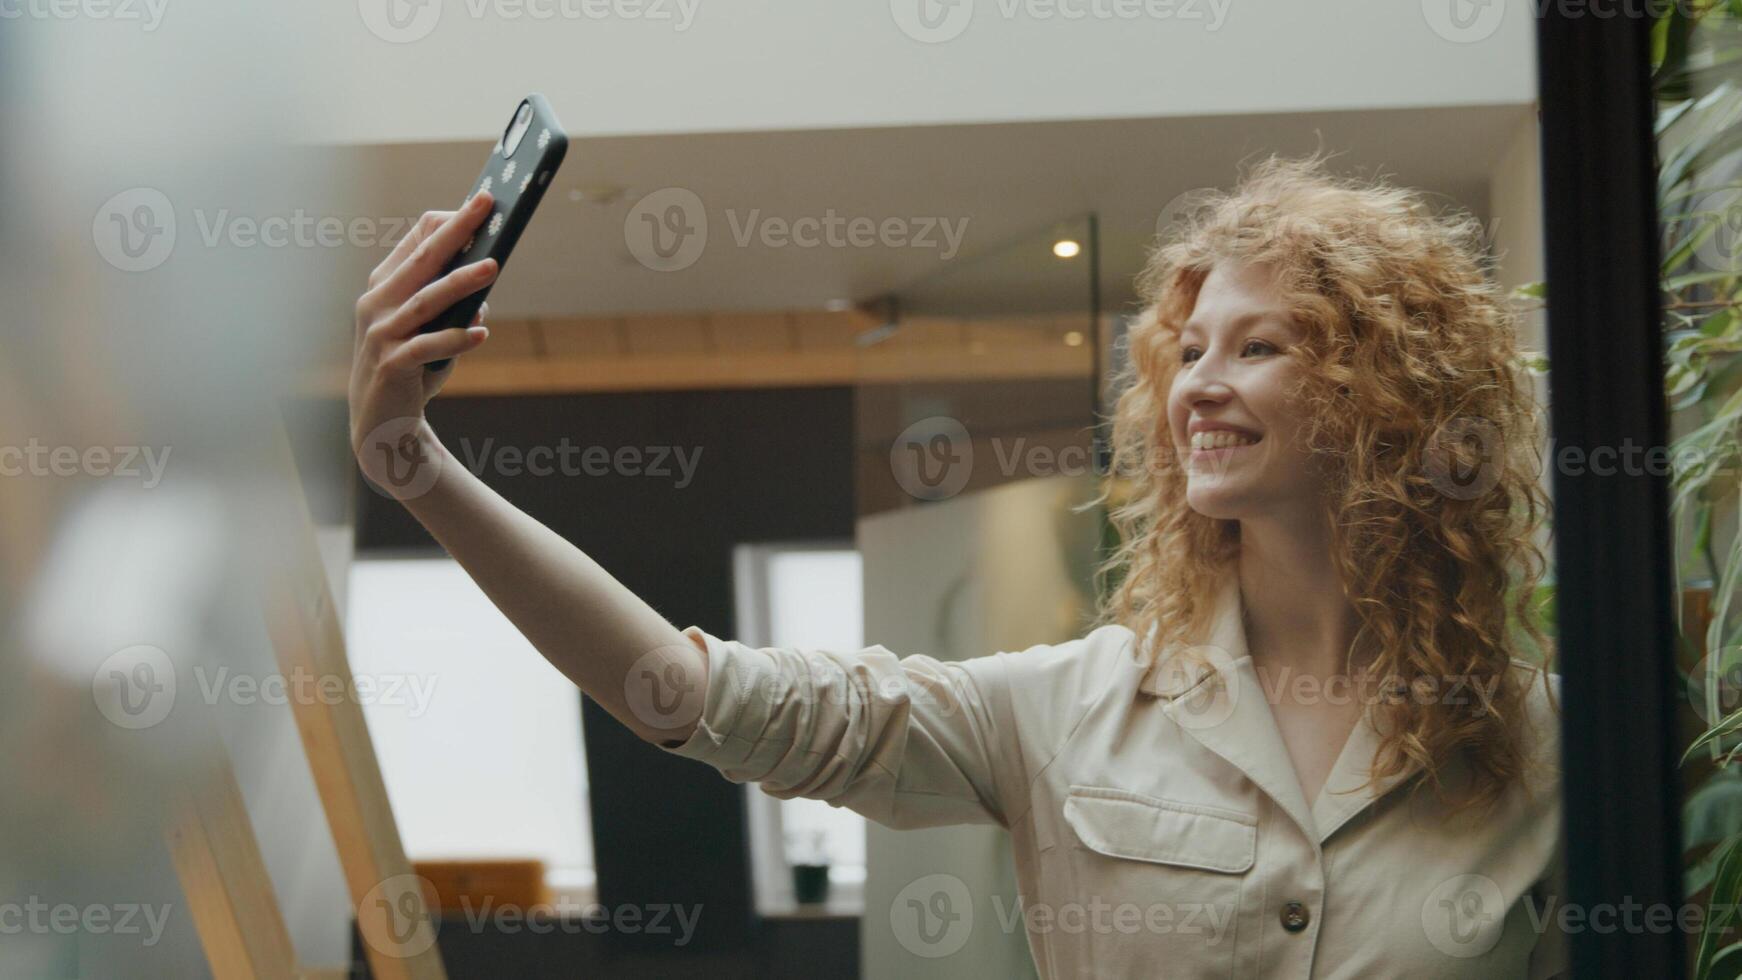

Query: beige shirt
(660, 577), (1566, 978)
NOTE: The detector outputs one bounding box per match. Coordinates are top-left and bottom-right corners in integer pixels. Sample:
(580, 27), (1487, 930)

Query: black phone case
(422, 94), (568, 369)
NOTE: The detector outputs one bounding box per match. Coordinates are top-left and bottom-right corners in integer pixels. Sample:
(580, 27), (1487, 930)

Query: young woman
(349, 156), (1563, 978)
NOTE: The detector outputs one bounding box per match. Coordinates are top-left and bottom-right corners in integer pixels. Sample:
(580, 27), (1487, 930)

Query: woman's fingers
(374, 257), (498, 342)
(471, 301), (490, 327)
(371, 192), (494, 309)
(368, 209), (453, 291)
(390, 323), (489, 372)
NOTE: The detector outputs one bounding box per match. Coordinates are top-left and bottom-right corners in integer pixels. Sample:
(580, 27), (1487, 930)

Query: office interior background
(5, 2), (1739, 978)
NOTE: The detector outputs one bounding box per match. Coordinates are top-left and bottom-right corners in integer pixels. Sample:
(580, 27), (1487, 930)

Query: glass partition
(859, 214), (1102, 518)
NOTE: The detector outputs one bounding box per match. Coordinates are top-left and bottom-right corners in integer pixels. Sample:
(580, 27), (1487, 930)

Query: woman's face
(1166, 260), (1321, 520)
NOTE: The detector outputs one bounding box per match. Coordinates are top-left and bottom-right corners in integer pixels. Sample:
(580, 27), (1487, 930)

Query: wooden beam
(256, 425), (447, 980)
(166, 757), (299, 980)
(295, 310), (1093, 398)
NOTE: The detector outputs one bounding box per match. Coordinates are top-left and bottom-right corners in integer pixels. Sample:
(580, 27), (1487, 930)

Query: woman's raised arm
(346, 193), (705, 746)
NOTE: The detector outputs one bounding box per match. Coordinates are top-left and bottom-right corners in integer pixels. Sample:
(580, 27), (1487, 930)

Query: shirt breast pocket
(1058, 785), (1253, 972)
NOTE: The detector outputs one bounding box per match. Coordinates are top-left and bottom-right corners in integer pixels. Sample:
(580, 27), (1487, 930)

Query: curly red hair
(1092, 155), (1554, 811)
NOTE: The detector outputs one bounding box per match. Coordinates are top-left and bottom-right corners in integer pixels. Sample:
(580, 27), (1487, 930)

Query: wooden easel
(164, 423), (446, 980)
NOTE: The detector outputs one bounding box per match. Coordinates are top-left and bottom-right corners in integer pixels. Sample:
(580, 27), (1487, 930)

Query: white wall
(1489, 108), (1546, 353)
(857, 473), (1104, 979)
(297, 0), (1535, 145)
(1485, 107), (1554, 566)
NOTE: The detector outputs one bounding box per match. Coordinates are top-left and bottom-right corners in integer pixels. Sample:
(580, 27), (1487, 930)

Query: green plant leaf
(1654, 0), (1695, 101)
(1692, 839), (1732, 897)
(1708, 940), (1742, 980)
(1668, 270), (1742, 290)
(1688, 769), (1742, 865)
(1694, 834), (1742, 980)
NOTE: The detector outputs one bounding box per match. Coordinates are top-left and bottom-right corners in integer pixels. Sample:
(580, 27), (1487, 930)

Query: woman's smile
(1187, 424), (1264, 463)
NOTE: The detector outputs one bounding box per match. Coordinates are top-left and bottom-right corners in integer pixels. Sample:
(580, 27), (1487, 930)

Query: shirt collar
(1136, 574), (1246, 699)
(1136, 574), (1422, 845)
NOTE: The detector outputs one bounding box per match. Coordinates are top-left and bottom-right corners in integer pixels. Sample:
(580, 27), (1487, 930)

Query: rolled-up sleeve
(656, 624), (1035, 830)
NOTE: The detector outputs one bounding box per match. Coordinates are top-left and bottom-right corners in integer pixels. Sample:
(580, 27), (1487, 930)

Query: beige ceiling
(317, 103), (1527, 324)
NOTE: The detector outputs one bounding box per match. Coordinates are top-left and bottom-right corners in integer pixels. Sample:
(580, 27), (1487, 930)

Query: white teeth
(1190, 430), (1260, 450)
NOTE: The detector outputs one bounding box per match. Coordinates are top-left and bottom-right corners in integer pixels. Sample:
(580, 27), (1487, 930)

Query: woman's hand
(339, 190), (703, 747)
(348, 192), (498, 498)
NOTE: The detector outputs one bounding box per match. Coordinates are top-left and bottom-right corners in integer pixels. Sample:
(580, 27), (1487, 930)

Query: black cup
(792, 864), (831, 906)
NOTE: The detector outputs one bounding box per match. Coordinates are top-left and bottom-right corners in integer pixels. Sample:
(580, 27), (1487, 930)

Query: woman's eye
(1181, 340), (1279, 363)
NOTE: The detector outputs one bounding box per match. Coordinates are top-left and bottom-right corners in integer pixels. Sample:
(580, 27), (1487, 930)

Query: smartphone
(421, 94), (568, 370)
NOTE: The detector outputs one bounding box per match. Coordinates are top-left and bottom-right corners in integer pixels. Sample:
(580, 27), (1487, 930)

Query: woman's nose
(1177, 357), (1234, 406)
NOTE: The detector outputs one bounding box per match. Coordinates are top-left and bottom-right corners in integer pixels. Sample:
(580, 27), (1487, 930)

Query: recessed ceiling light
(1053, 239), (1081, 259)
(1064, 330), (1084, 347)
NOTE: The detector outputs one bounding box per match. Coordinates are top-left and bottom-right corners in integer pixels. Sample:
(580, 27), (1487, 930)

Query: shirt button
(1280, 901), (1310, 933)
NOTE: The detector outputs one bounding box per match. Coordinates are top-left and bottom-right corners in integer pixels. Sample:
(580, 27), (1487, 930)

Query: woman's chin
(1184, 482), (1251, 521)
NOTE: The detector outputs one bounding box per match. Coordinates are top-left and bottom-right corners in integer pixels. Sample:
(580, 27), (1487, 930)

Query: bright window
(733, 543), (868, 913)
(345, 556), (593, 899)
